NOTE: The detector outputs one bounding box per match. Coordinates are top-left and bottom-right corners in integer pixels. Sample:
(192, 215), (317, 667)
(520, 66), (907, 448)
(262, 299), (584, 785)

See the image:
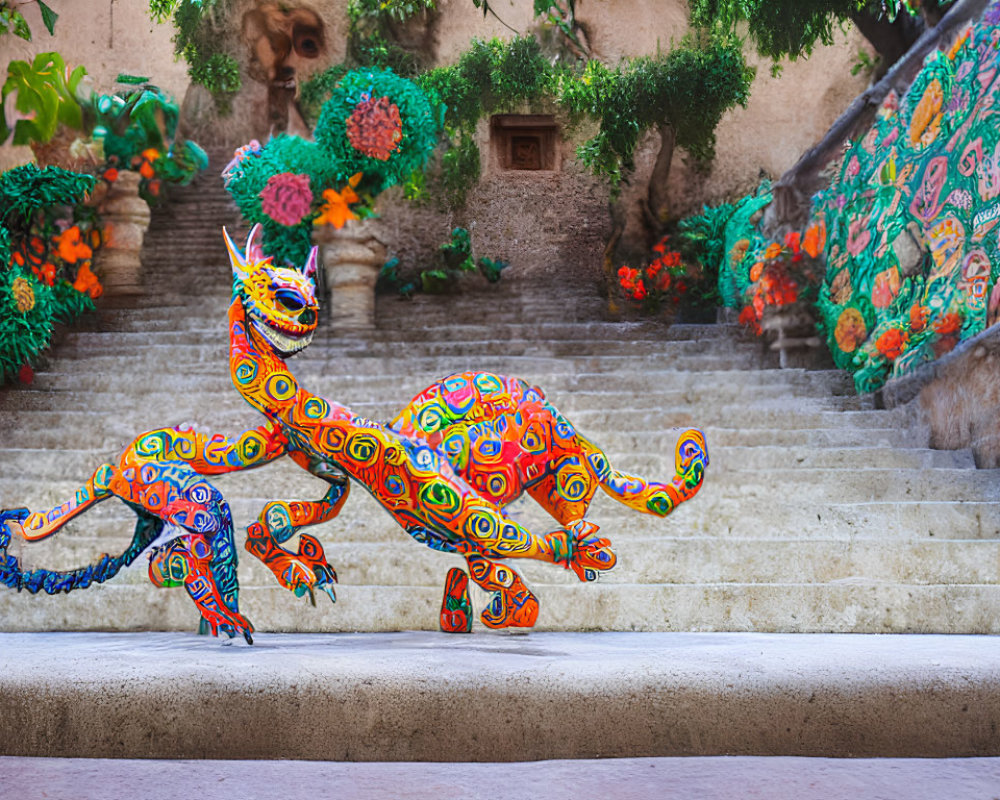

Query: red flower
(346, 94), (403, 161)
(932, 312), (961, 335)
(18, 363), (33, 385)
(875, 328), (909, 360)
(32, 262), (56, 286)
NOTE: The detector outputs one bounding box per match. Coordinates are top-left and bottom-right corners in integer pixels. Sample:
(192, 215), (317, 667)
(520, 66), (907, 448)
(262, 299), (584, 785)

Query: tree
(688, 0), (953, 76)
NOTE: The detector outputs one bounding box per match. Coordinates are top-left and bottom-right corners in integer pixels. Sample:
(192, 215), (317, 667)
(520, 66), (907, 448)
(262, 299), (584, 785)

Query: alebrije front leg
(245, 478), (347, 605)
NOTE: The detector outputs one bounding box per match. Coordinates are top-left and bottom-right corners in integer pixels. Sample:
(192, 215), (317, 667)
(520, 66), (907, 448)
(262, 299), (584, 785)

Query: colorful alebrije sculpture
(0, 227), (708, 640)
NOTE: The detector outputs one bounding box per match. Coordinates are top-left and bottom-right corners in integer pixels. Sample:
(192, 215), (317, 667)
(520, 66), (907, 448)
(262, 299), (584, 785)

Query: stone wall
(882, 324), (1000, 467)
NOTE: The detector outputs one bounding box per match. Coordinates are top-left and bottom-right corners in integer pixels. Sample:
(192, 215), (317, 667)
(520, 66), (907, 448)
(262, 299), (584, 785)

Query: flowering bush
(618, 237), (690, 314)
(0, 165), (103, 384)
(314, 67), (438, 195)
(733, 224), (824, 334)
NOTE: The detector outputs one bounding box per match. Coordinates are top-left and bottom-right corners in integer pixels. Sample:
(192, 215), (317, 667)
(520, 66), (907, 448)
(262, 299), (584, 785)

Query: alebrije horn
(223, 226), (246, 267)
(245, 224), (265, 263)
(304, 246), (318, 280)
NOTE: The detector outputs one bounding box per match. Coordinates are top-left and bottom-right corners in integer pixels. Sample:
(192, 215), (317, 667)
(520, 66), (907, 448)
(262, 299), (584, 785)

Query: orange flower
(749, 262), (764, 282)
(32, 262), (56, 286)
(103, 167), (119, 182)
(932, 312), (961, 335)
(26, 235), (46, 267)
(909, 304), (928, 332)
(764, 242), (782, 260)
(784, 231), (801, 253)
(738, 304), (761, 335)
(141, 148), (160, 162)
(803, 221), (826, 258)
(72, 261), (103, 299)
(834, 307), (867, 353)
(314, 174), (363, 229)
(56, 226), (93, 264)
(11, 251), (24, 266)
(139, 161), (155, 179)
(875, 328), (909, 360)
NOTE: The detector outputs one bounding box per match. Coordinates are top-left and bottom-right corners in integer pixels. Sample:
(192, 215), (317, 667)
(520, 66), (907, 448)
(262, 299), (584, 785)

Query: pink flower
(260, 173), (314, 227)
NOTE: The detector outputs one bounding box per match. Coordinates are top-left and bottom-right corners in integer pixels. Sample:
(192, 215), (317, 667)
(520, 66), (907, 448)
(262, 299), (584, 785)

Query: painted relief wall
(813, 5), (1000, 392)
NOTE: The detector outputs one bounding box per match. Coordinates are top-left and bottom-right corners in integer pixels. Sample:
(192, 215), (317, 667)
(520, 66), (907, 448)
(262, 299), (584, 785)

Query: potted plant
(225, 66), (438, 329)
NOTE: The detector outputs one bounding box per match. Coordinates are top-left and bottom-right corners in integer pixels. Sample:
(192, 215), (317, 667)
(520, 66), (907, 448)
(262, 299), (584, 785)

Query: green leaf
(11, 10), (31, 40)
(116, 73), (151, 85)
(37, 1), (58, 35)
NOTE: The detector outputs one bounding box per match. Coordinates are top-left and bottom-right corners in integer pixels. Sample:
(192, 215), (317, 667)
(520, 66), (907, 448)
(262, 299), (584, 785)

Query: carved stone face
(225, 225), (319, 357)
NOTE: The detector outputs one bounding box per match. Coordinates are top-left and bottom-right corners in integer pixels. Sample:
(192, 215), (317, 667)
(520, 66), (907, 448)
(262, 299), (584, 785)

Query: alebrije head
(224, 225), (319, 357)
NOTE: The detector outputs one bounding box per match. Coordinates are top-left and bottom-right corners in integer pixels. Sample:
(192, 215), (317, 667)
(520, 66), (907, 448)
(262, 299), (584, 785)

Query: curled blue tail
(0, 503), (163, 595)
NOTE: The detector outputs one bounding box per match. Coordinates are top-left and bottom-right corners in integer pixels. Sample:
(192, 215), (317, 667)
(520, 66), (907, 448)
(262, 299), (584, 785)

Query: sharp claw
(321, 583), (336, 603)
(306, 584), (316, 607)
(243, 630), (254, 645)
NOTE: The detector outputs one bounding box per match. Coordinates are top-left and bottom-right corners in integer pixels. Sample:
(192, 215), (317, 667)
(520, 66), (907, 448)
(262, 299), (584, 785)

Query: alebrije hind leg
(149, 533), (254, 643)
(439, 566), (473, 633)
(113, 460), (253, 642)
(466, 553), (539, 629)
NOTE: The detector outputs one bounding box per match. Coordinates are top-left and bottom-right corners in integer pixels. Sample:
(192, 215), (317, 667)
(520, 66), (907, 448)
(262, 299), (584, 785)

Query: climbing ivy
(148, 0), (241, 112)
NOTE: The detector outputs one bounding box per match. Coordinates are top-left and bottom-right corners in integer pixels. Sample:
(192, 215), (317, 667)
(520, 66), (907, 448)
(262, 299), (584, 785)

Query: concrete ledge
(0, 631), (998, 761)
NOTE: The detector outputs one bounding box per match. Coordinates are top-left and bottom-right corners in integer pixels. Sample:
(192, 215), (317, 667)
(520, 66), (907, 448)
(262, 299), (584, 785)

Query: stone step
(0, 441), (971, 475)
(5, 383), (862, 416)
(0, 419), (927, 454)
(23, 364), (855, 394)
(60, 322), (746, 348)
(5, 477), (998, 541)
(0, 415), (923, 454)
(13, 532), (997, 588)
(48, 340), (764, 365)
(0, 632), (997, 762)
(0, 580), (997, 633)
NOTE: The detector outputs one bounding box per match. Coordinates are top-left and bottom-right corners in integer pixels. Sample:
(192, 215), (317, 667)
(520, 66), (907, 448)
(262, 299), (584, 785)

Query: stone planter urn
(314, 218), (387, 331)
(760, 302), (821, 369)
(92, 171), (150, 297)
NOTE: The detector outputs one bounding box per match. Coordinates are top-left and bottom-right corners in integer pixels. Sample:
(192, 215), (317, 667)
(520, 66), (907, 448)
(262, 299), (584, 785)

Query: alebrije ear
(223, 226), (249, 281)
(246, 224), (266, 263)
(303, 246), (318, 281)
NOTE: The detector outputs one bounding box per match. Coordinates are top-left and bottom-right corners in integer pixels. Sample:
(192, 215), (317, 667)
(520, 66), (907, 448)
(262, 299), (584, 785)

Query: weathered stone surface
(882, 325), (1000, 467)
(0, 631), (998, 760)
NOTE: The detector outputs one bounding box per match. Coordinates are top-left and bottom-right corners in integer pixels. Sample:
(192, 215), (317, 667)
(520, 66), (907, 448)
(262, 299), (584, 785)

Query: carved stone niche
(490, 115), (559, 172)
(242, 2), (328, 136)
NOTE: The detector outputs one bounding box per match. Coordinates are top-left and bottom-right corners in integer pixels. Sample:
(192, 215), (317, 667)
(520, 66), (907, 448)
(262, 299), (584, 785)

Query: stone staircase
(1, 158), (998, 637)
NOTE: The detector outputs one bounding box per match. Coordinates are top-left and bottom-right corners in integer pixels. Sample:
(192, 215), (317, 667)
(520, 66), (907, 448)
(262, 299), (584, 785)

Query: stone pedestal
(93, 171), (150, 296)
(761, 302), (821, 369)
(315, 219), (387, 331)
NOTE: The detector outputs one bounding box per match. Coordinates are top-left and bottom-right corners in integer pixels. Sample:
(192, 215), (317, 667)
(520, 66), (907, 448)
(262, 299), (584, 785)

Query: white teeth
(251, 317), (313, 355)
